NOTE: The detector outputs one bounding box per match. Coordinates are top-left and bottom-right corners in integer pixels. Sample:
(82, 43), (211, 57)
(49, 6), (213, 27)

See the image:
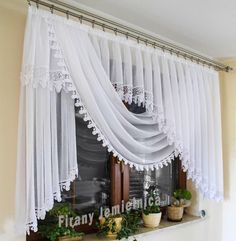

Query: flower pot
(58, 235), (83, 241)
(107, 217), (123, 238)
(167, 206), (184, 222)
(142, 212), (162, 228)
(100, 216), (123, 239)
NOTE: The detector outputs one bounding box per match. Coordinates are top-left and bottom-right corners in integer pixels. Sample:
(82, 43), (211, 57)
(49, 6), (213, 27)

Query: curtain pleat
(122, 44), (133, 103)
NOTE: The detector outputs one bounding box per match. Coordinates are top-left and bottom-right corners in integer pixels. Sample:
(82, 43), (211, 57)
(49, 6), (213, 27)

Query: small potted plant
(97, 211), (141, 240)
(167, 189), (192, 222)
(98, 214), (123, 239)
(38, 203), (84, 241)
(142, 185), (162, 228)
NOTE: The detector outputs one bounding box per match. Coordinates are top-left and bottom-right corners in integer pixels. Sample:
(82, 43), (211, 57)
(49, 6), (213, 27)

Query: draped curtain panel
(16, 7), (223, 234)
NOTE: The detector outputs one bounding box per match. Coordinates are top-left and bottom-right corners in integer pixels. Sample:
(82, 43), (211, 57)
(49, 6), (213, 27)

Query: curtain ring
(126, 32), (129, 39)
(145, 39), (148, 46)
(79, 15), (83, 24)
(114, 28), (118, 35)
(102, 24), (105, 32)
(153, 42), (156, 49)
(92, 20), (95, 28)
(170, 48), (173, 55)
(36, 0), (39, 8)
(27, 0), (31, 6)
(50, 5), (54, 14)
(176, 51), (180, 57)
(137, 36), (140, 44)
(66, 10), (69, 19)
(162, 45), (165, 52)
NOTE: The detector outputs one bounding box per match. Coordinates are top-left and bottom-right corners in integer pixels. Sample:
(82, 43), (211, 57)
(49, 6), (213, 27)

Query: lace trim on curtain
(25, 166), (78, 233)
(112, 83), (154, 112)
(59, 167), (79, 191)
(25, 167), (78, 233)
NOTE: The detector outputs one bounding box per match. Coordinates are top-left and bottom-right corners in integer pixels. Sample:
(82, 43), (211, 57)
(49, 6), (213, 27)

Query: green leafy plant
(97, 210), (141, 241)
(48, 203), (77, 217)
(172, 189), (192, 207)
(39, 224), (83, 241)
(96, 214), (120, 237)
(38, 203), (84, 241)
(143, 185), (161, 215)
(143, 204), (160, 215)
(117, 211), (141, 240)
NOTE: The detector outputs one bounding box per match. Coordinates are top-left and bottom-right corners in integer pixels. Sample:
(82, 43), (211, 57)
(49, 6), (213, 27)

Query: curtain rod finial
(66, 10), (70, 19)
(226, 66), (233, 72)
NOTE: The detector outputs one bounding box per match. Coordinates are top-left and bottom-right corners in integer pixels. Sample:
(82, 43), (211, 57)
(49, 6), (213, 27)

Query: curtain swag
(16, 7), (224, 234)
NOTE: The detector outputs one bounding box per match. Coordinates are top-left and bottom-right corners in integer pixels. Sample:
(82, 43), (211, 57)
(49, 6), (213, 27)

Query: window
(27, 104), (186, 240)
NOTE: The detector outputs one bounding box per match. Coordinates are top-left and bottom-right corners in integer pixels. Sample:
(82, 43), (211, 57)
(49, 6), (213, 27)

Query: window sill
(83, 214), (205, 241)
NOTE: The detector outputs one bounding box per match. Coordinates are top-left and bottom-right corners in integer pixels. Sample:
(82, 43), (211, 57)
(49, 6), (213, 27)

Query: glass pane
(129, 164), (176, 206)
(127, 102), (179, 206)
(61, 109), (110, 214)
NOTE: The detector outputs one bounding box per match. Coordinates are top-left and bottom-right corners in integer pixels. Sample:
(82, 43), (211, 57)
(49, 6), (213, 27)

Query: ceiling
(70, 0), (236, 59)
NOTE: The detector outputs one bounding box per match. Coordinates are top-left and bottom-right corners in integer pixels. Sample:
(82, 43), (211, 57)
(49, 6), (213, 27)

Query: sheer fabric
(16, 7), (223, 234)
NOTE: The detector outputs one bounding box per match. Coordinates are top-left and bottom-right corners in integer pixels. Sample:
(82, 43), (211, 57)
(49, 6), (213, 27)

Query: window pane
(61, 110), (110, 214)
(129, 162), (179, 206)
(126, 102), (179, 206)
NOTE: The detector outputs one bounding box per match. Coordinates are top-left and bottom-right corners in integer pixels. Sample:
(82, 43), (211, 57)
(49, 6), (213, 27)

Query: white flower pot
(142, 212), (162, 228)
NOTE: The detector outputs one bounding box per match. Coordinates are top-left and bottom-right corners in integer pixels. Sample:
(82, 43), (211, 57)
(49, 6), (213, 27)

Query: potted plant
(38, 203), (84, 241)
(167, 189), (192, 222)
(97, 210), (141, 240)
(142, 185), (162, 228)
(98, 214), (123, 239)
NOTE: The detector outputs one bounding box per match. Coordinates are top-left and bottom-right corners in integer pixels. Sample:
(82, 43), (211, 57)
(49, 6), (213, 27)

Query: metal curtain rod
(28, 0), (232, 72)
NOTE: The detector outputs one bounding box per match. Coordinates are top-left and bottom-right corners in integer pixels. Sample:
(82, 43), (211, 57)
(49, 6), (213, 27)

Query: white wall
(0, 1), (235, 241)
(0, 0), (26, 240)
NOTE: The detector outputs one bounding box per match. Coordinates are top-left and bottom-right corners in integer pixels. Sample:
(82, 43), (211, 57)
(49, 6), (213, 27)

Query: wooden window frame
(110, 156), (130, 206)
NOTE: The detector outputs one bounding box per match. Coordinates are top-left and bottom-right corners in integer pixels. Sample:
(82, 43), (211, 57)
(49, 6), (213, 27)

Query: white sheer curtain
(16, 7), (223, 234)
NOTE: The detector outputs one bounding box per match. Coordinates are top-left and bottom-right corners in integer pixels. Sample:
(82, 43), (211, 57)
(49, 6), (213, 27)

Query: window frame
(27, 156), (186, 240)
